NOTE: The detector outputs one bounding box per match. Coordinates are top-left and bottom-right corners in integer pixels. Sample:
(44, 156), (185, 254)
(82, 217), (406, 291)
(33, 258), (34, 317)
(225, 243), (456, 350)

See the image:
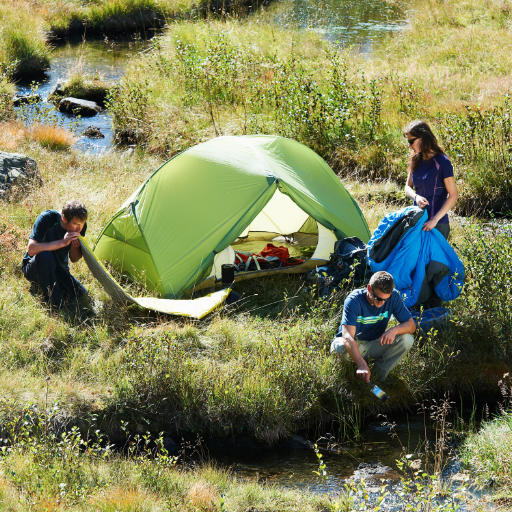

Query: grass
(461, 403), (512, 504)
(0, 78), (15, 123)
(0, 7), (51, 81)
(0, 0), (509, 442)
(30, 123), (77, 150)
(0, 122), (26, 151)
(0, 401), (331, 511)
(50, 73), (111, 107)
(14, 0), (262, 39)
(368, 0), (512, 108)
(0, 121), (76, 151)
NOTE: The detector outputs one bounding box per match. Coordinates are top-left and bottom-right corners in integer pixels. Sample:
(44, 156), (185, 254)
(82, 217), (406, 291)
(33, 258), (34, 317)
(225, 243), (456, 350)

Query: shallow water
(219, 418), (420, 493)
(216, 417), (479, 510)
(15, 39), (151, 154)
(271, 0), (409, 53)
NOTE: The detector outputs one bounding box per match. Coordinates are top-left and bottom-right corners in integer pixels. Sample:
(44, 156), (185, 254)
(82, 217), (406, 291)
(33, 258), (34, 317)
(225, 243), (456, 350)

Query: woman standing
(403, 120), (458, 239)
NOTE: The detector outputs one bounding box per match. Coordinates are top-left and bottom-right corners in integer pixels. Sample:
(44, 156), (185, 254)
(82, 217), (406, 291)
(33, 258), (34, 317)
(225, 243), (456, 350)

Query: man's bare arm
(26, 231), (80, 257)
(379, 317), (416, 345)
(341, 324), (371, 383)
(69, 238), (83, 262)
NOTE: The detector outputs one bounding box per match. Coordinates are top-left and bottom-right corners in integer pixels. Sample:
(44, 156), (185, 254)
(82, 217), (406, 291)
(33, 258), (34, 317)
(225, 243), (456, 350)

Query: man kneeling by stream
(331, 271), (416, 383)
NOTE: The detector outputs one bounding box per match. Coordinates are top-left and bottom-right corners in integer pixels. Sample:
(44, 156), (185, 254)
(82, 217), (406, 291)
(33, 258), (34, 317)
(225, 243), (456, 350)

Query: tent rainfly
(93, 135), (370, 299)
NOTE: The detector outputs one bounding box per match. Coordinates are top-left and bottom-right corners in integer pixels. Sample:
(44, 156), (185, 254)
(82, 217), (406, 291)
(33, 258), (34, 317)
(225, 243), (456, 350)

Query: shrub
(437, 97), (512, 216)
(453, 223), (512, 358)
(110, 24), (388, 160)
(0, 77), (15, 123)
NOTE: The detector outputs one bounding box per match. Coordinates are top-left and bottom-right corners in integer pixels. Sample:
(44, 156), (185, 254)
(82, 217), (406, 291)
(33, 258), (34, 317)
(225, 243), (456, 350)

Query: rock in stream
(58, 97), (101, 117)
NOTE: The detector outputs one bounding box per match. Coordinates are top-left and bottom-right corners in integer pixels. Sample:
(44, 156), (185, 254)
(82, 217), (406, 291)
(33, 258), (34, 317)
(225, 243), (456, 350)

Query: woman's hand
(423, 219), (438, 231)
(415, 194), (429, 208)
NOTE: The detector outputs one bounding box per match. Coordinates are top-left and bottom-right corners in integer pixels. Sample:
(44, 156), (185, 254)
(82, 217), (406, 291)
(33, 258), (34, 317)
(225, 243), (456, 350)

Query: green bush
(0, 76), (15, 122)
(453, 223), (512, 358)
(110, 26), (388, 159)
(437, 97), (512, 216)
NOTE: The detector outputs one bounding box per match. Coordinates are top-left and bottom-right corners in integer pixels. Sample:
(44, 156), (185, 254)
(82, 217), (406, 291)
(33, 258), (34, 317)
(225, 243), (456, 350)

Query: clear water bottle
(369, 382), (389, 401)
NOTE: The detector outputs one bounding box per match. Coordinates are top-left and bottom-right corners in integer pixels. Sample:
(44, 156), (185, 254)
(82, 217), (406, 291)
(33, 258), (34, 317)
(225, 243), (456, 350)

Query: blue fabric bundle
(367, 206), (464, 308)
(411, 306), (452, 331)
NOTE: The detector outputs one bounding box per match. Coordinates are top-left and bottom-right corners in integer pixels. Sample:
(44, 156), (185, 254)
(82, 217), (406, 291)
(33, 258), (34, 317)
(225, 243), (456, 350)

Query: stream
(271, 0), (408, 54)
(15, 39), (150, 154)
(212, 415), (474, 504)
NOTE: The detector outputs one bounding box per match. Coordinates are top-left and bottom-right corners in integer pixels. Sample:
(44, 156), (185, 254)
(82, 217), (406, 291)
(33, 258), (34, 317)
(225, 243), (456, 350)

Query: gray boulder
(58, 97), (101, 117)
(0, 151), (38, 199)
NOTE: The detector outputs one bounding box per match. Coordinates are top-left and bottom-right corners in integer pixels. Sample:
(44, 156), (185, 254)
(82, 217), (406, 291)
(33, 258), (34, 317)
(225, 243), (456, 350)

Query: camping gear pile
(234, 243), (304, 271)
(306, 237), (369, 296)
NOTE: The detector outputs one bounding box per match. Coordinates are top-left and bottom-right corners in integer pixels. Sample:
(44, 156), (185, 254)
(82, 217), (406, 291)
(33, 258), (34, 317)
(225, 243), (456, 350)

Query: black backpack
(307, 237), (370, 296)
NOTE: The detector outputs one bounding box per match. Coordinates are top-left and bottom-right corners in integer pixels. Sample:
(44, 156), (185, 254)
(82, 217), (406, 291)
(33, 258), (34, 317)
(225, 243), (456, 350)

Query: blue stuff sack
(411, 306), (452, 332)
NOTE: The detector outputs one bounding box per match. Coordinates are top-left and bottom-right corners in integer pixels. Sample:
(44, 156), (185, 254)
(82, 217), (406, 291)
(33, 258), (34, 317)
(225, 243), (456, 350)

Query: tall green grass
(0, 76), (15, 122)
(108, 21), (392, 163)
(451, 224), (512, 360)
(0, 400), (330, 511)
(0, 18), (50, 81)
(461, 402), (512, 499)
(437, 98), (512, 215)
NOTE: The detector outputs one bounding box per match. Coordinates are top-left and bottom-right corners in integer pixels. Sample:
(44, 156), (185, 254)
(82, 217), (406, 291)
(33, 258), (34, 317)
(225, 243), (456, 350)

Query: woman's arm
(405, 169), (429, 208)
(405, 170), (416, 201)
(423, 176), (458, 230)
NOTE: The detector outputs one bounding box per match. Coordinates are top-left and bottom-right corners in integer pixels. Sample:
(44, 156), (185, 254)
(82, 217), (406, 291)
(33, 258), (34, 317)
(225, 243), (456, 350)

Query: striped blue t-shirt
(336, 288), (411, 341)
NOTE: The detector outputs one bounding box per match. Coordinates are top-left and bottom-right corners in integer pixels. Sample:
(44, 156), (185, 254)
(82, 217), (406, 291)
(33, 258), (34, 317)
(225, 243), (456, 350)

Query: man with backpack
(331, 271), (416, 383)
(22, 200), (90, 310)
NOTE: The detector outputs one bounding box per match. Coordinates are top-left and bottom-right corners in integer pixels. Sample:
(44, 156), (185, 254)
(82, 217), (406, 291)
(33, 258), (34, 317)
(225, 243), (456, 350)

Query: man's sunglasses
(371, 288), (389, 303)
(407, 137), (418, 145)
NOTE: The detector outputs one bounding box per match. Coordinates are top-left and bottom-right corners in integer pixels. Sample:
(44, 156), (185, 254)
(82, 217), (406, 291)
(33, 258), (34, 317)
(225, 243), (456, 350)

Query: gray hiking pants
(330, 333), (414, 381)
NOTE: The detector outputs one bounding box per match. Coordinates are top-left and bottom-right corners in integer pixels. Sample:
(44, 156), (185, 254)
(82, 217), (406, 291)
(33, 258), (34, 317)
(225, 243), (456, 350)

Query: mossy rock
(49, 78), (110, 107)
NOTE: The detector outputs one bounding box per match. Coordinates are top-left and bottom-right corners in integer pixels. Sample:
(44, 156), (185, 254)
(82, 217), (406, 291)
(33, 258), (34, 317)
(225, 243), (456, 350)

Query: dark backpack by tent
(307, 236), (370, 296)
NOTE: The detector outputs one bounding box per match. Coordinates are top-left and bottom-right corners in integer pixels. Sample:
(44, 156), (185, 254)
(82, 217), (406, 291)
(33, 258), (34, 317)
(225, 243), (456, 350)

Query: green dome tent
(93, 135), (370, 300)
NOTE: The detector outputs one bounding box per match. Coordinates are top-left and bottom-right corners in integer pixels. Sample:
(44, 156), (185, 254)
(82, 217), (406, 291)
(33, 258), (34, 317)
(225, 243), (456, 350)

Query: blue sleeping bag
(367, 206), (464, 308)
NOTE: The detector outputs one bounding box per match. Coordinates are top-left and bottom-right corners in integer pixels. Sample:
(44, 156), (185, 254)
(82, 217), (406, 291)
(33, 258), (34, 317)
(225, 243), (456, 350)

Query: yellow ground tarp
(80, 237), (231, 319)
